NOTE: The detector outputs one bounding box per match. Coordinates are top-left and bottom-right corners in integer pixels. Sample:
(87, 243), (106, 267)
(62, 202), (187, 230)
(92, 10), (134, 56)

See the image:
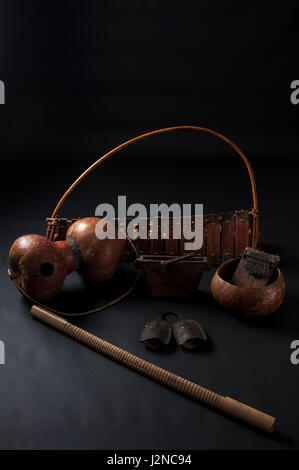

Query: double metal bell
(140, 311), (207, 350)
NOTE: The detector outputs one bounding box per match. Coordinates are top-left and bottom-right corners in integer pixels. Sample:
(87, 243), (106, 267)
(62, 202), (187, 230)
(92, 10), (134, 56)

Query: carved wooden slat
(164, 218), (180, 255)
(234, 210), (249, 257)
(220, 212), (235, 261)
(206, 214), (221, 263)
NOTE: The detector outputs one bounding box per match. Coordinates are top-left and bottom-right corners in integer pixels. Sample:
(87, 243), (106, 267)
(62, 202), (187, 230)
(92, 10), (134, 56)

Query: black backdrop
(0, 0), (299, 451)
(0, 0), (298, 161)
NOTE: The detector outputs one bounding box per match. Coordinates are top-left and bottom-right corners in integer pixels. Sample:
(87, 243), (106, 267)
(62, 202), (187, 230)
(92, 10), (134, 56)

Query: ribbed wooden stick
(31, 305), (276, 433)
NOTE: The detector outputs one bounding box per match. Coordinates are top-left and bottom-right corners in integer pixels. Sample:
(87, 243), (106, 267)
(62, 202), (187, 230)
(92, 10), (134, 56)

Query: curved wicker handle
(51, 126), (258, 219)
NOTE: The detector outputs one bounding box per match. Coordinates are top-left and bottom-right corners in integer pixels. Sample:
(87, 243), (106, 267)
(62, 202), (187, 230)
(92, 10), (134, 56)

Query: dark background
(0, 0), (298, 450)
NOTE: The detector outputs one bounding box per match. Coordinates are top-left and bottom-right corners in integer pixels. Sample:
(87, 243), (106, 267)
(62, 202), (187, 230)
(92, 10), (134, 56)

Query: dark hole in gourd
(40, 262), (54, 277)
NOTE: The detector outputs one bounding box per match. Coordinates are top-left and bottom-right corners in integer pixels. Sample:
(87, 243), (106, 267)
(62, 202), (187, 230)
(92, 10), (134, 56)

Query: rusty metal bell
(140, 313), (172, 350)
(172, 312), (207, 350)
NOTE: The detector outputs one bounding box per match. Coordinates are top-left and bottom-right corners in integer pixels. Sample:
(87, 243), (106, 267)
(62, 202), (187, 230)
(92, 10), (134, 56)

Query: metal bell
(140, 313), (172, 350)
(172, 313), (207, 350)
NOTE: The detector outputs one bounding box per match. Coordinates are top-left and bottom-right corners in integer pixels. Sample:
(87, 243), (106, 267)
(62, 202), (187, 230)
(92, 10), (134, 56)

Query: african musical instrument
(31, 304), (276, 433)
(9, 126), (260, 305)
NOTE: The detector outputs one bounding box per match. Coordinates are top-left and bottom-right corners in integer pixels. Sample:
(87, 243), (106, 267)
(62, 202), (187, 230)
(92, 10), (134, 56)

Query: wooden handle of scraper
(30, 305), (275, 433)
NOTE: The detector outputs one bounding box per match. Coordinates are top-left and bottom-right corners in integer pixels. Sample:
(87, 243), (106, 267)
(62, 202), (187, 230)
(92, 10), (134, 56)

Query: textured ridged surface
(30, 305), (276, 433)
(65, 322), (223, 408)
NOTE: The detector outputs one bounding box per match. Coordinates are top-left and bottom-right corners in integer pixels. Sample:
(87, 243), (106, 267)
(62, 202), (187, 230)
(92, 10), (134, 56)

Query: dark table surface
(0, 155), (298, 450)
